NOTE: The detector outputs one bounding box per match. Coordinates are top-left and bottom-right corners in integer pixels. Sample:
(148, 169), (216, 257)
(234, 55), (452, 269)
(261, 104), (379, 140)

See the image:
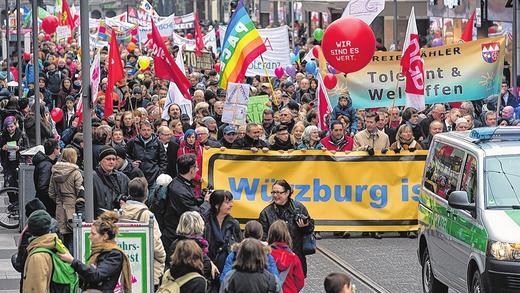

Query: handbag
(302, 233), (316, 255)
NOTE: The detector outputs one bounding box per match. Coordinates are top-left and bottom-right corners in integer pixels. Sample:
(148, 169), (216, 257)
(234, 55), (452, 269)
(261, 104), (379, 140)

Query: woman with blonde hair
(291, 122), (305, 146)
(390, 124), (423, 152)
(58, 211), (132, 292)
(48, 147), (84, 250)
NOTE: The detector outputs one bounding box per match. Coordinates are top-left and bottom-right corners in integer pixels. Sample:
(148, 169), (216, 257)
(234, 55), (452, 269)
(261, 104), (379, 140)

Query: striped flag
(317, 73), (333, 131)
(219, 0), (266, 89)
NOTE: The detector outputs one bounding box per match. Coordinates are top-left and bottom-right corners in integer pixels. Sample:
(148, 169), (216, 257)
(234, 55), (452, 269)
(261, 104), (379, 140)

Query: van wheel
(422, 249), (448, 293)
(470, 270), (486, 293)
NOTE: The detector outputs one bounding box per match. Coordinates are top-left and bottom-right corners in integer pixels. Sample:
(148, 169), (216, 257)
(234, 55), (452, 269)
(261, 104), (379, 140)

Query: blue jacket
(331, 96), (357, 133)
(220, 249), (280, 284)
(24, 62), (43, 88)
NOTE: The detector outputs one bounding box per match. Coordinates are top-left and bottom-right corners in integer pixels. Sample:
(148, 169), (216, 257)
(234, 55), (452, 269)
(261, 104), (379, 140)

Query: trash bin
(18, 145), (43, 231)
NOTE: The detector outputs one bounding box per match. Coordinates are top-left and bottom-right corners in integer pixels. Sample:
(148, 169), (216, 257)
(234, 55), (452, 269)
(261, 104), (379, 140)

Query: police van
(418, 127), (520, 293)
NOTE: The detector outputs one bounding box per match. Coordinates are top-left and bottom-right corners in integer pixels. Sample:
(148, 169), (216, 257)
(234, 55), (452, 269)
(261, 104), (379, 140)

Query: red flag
(61, 0), (75, 31)
(461, 11), (475, 42)
(105, 30), (125, 118)
(194, 13), (205, 56)
(400, 7), (425, 111)
(317, 74), (332, 131)
(151, 20), (191, 100)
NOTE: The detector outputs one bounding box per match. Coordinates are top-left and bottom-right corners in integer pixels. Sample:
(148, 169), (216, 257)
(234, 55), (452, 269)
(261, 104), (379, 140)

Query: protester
(220, 238), (281, 293)
(48, 148), (84, 250)
(331, 95), (357, 134)
(58, 211), (132, 292)
(268, 220), (305, 293)
(219, 125), (238, 148)
(120, 177), (166, 289)
(203, 190), (242, 275)
(320, 121), (353, 152)
(159, 239), (207, 293)
(162, 154), (209, 254)
(33, 138), (60, 217)
(390, 125), (423, 152)
(92, 146), (129, 217)
(114, 145), (145, 180)
(297, 125), (324, 150)
(259, 179), (314, 276)
(269, 124), (296, 151)
(353, 112), (389, 153)
(232, 123), (270, 151)
(421, 120), (444, 150)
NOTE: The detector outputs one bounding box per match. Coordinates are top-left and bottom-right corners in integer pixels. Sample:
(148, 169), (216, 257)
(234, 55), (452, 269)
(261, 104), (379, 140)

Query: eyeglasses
(271, 191), (286, 195)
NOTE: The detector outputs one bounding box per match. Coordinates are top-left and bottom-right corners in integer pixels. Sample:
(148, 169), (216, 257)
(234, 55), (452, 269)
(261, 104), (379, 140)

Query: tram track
(317, 245), (391, 293)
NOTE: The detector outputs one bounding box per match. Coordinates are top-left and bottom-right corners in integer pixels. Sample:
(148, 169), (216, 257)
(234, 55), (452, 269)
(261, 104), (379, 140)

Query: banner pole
(260, 54), (278, 106)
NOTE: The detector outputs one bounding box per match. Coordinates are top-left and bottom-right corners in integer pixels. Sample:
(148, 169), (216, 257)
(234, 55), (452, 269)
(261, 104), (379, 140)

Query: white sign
(137, 13), (176, 44)
(56, 26), (71, 42)
(220, 26), (291, 77)
(222, 83), (250, 126)
(341, 0), (385, 25)
(171, 29), (218, 55)
(164, 48), (193, 122)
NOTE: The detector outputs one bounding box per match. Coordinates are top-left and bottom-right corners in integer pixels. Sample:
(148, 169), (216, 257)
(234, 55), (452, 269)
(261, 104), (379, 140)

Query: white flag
(341, 0), (385, 25)
(400, 7), (425, 111)
(90, 52), (101, 103)
(162, 48), (193, 122)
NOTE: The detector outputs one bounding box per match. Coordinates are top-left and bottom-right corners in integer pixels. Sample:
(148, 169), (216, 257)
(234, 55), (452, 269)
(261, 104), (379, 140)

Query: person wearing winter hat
(22, 210), (64, 292)
(201, 116), (219, 141)
(93, 146), (130, 217)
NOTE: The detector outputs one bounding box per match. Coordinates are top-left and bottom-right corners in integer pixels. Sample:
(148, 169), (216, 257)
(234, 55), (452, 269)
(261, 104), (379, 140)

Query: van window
(461, 154), (477, 204)
(424, 142), (465, 199)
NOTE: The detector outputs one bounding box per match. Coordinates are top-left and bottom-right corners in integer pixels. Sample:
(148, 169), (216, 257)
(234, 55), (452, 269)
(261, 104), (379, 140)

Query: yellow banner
(202, 149), (427, 232)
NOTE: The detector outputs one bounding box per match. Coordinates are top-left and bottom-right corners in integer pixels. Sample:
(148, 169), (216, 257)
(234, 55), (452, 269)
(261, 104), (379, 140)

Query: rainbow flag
(219, 0), (266, 89)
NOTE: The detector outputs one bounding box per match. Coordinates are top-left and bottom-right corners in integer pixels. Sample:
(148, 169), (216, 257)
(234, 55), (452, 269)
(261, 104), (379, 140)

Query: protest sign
(219, 26), (290, 77)
(222, 83), (250, 126)
(172, 29), (218, 55)
(77, 222), (153, 292)
(341, 37), (505, 109)
(247, 95), (270, 123)
(183, 50), (214, 71)
(137, 13), (175, 43)
(127, 7), (166, 26)
(203, 149), (426, 231)
(56, 25), (71, 42)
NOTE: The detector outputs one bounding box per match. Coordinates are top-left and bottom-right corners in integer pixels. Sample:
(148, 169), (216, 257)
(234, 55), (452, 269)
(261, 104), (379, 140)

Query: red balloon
(312, 45), (321, 58)
(321, 17), (376, 74)
(323, 73), (337, 90)
(147, 33), (153, 40)
(214, 63), (221, 73)
(50, 108), (63, 122)
(274, 66), (284, 79)
(42, 16), (59, 34)
(44, 34), (51, 41)
(186, 33), (193, 39)
(23, 52), (31, 61)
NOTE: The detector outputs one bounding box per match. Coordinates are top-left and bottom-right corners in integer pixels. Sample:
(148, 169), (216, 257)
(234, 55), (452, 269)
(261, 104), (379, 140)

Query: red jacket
(320, 135), (353, 151)
(270, 242), (304, 293)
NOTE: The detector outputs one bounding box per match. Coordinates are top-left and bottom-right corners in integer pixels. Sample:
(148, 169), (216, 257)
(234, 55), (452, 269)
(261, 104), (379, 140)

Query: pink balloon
(274, 66), (284, 79)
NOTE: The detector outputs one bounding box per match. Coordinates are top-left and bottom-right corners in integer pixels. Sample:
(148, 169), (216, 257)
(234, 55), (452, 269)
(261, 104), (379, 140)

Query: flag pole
(260, 54), (278, 105)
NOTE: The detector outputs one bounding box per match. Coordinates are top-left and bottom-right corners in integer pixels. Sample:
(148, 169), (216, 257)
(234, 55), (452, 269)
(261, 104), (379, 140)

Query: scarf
(88, 241), (132, 293)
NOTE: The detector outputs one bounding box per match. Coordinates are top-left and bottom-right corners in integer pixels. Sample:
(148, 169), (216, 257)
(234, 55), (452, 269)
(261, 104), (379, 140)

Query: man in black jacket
(219, 125), (238, 148)
(114, 145), (144, 180)
(126, 120), (167, 186)
(231, 123), (269, 151)
(157, 126), (180, 178)
(161, 154), (208, 253)
(93, 146), (129, 217)
(33, 138), (60, 217)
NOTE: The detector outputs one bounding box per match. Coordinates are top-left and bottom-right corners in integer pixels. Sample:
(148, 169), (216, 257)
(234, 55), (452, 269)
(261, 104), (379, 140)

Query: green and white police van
(418, 127), (520, 293)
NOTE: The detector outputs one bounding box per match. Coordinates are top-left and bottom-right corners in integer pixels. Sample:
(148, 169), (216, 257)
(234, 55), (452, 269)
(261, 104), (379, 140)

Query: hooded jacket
(270, 242), (305, 293)
(202, 213), (242, 271)
(33, 151), (57, 217)
(25, 115), (52, 147)
(0, 127), (28, 167)
(220, 241), (279, 283)
(126, 134), (167, 185)
(48, 162), (84, 234)
(331, 97), (358, 132)
(120, 200), (166, 285)
(23, 233), (60, 292)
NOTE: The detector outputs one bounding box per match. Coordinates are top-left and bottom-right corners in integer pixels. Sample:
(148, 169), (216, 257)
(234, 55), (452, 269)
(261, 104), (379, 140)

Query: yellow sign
(202, 149), (427, 232)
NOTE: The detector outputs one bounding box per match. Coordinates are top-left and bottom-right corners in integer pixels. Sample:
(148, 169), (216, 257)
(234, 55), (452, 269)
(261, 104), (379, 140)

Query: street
(0, 228), (461, 293)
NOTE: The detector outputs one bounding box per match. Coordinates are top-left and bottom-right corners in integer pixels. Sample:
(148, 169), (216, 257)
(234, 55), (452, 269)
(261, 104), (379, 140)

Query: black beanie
(99, 146), (117, 161)
(24, 198), (46, 218)
(27, 210), (52, 237)
(114, 145), (127, 159)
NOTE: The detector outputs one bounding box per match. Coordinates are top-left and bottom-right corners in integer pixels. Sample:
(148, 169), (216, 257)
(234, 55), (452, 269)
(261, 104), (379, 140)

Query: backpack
(29, 247), (79, 293)
(157, 270), (206, 293)
(148, 184), (169, 229)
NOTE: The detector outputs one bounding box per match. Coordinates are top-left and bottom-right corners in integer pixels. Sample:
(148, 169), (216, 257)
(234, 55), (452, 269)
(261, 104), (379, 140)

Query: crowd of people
(0, 9), (517, 292)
